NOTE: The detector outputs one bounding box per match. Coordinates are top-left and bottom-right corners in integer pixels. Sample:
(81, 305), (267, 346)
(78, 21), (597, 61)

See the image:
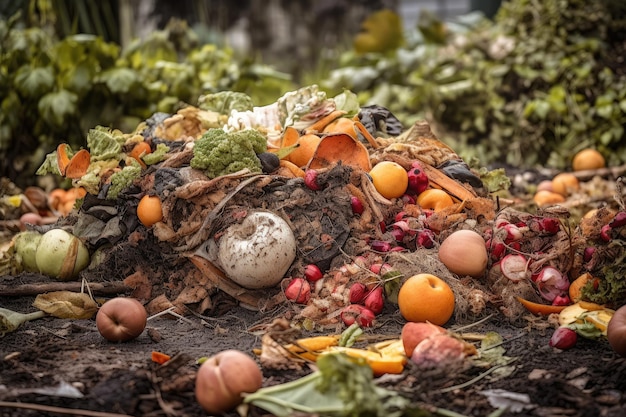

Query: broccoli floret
(190, 128), (268, 179)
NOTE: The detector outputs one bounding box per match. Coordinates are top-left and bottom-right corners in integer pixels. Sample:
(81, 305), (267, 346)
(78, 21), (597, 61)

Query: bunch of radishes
(284, 264), (324, 305)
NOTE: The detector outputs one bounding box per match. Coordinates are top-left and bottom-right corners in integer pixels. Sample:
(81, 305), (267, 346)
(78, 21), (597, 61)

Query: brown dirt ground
(1, 284), (625, 417)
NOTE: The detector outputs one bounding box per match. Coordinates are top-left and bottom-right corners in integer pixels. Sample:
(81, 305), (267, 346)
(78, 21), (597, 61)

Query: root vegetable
(363, 286), (384, 315)
(216, 211), (296, 289)
(536, 266), (570, 302)
(438, 230), (488, 278)
(549, 327), (577, 350)
(284, 278), (311, 304)
(195, 349), (263, 414)
(304, 264), (323, 282)
(35, 229), (90, 281)
(96, 297), (147, 342)
(500, 254), (530, 282)
(340, 304), (375, 327)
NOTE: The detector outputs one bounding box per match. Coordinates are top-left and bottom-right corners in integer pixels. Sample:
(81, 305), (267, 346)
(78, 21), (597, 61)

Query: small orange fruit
(137, 195), (163, 227)
(572, 149), (605, 172)
(369, 161), (408, 199)
(569, 272), (598, 302)
(533, 190), (565, 207)
(397, 273), (455, 325)
(551, 173), (579, 196)
(416, 189), (455, 212)
(288, 134), (322, 168)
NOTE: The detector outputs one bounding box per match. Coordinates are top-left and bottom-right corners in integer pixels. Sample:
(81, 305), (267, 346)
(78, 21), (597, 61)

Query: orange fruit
(288, 134), (321, 167)
(533, 190), (565, 207)
(551, 173), (579, 196)
(397, 274), (455, 325)
(137, 195), (163, 227)
(129, 142), (152, 166)
(572, 149), (605, 172)
(369, 161), (408, 199)
(569, 272), (598, 302)
(416, 189), (454, 212)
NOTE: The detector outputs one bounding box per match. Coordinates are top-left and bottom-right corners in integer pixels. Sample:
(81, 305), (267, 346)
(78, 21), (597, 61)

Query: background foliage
(320, 0), (626, 170)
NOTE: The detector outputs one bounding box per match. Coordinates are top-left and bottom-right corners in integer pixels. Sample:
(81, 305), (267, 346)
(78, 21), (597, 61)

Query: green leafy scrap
(86, 127), (124, 161)
(190, 128), (267, 179)
(244, 352), (409, 417)
(106, 160), (142, 200)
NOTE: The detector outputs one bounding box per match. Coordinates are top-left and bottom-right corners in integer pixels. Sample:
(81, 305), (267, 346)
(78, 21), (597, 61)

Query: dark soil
(1, 286), (625, 417)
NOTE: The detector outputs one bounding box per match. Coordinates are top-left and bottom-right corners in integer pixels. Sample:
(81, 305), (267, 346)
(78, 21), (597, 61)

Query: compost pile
(1, 85), (626, 417)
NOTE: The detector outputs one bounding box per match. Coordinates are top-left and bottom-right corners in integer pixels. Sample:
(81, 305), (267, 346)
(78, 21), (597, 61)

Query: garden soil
(1, 119), (626, 417)
(0, 291), (625, 417)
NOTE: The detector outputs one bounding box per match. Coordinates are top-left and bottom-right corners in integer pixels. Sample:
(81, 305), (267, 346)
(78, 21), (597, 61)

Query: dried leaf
(33, 291), (98, 319)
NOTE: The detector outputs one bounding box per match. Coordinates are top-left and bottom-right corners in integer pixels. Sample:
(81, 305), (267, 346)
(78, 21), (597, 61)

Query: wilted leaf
(33, 291), (98, 319)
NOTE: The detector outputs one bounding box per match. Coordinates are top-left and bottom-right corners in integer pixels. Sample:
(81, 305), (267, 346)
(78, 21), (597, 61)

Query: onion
(13, 231), (42, 272)
(35, 229), (90, 281)
(216, 211), (296, 289)
(438, 230), (488, 278)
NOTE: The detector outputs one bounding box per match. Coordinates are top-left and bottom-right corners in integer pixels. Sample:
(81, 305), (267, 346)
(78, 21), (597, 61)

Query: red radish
(551, 294), (571, 306)
(370, 263), (393, 275)
(304, 264), (323, 282)
(407, 161), (429, 195)
(284, 278), (311, 304)
(304, 169), (322, 190)
(500, 254), (529, 282)
(402, 194), (416, 204)
(351, 196), (364, 215)
(539, 217), (560, 234)
(349, 282), (368, 303)
(416, 229), (435, 248)
(609, 211), (626, 228)
(390, 228), (405, 242)
(536, 266), (570, 302)
(363, 286), (384, 314)
(583, 247), (596, 262)
(340, 304), (375, 327)
(600, 224), (613, 242)
(549, 327), (577, 350)
(502, 223), (524, 242)
(394, 212), (407, 222)
(487, 239), (507, 261)
(370, 240), (392, 252)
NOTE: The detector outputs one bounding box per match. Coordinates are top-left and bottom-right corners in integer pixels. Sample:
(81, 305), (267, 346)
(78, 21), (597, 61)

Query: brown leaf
(33, 291), (98, 319)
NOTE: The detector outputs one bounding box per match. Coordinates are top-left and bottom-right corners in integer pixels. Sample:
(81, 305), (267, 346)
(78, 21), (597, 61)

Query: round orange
(288, 134), (321, 168)
(137, 195), (163, 227)
(416, 189), (454, 212)
(551, 173), (579, 196)
(572, 149), (605, 172)
(369, 161), (408, 199)
(397, 273), (455, 325)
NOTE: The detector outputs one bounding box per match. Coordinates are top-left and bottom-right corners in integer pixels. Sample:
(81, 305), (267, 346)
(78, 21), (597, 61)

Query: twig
(147, 306), (194, 325)
(0, 281), (130, 297)
(0, 401), (132, 417)
(450, 314), (494, 333)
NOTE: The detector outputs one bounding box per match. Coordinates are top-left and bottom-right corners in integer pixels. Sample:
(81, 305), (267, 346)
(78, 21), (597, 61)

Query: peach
(401, 321), (446, 357)
(195, 349), (263, 414)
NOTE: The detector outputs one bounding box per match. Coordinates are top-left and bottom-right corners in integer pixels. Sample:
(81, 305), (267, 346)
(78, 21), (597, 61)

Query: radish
(536, 266), (570, 302)
(500, 254), (529, 282)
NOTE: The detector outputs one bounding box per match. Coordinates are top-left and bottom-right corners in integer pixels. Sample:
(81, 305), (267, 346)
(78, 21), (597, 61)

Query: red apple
(195, 349), (263, 414)
(96, 297), (147, 342)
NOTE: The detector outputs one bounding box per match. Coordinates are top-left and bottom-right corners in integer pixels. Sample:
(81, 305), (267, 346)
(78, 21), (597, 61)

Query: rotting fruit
(195, 349), (263, 414)
(572, 148), (605, 172)
(35, 228), (90, 281)
(96, 297), (147, 342)
(397, 274), (455, 326)
(369, 161), (408, 199)
(137, 195), (163, 227)
(438, 230), (488, 278)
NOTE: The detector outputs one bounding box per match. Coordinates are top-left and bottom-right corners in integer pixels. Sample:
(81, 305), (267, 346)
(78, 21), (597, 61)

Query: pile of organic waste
(1, 85), (625, 417)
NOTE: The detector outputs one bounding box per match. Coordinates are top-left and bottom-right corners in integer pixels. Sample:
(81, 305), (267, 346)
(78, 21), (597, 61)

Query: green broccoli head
(190, 128), (268, 178)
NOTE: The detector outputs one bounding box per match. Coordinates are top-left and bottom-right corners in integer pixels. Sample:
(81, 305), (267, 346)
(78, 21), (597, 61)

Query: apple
(608, 305), (626, 357)
(96, 297), (147, 342)
(195, 349), (263, 414)
(401, 322), (446, 357)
